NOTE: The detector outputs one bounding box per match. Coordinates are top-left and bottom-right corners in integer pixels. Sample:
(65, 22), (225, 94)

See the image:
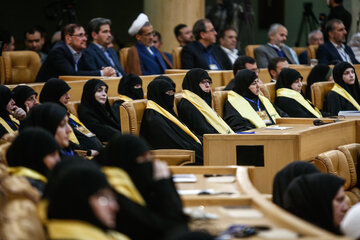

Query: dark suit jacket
(181, 41), (225, 70)
(254, 44), (297, 68)
(36, 41), (100, 82)
(83, 42), (125, 76)
(214, 45), (234, 70)
(317, 41), (359, 65)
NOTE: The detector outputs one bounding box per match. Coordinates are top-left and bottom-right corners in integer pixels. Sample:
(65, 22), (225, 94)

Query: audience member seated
(327, 62), (360, 115)
(177, 68), (234, 135)
(181, 19), (225, 70)
(11, 85), (39, 113)
(95, 134), (188, 239)
(272, 161), (319, 209)
(317, 19), (359, 65)
(348, 32), (360, 63)
(78, 79), (121, 142)
(299, 30), (324, 64)
(127, 13), (170, 75)
(0, 85), (26, 138)
(140, 78), (203, 164)
(224, 69), (285, 132)
(224, 56), (259, 90)
(217, 27), (240, 70)
(268, 57), (289, 83)
(6, 127), (60, 194)
(305, 64), (333, 101)
(0, 30), (15, 51)
(112, 74), (144, 117)
(340, 202), (360, 239)
(24, 26), (47, 63)
(275, 68), (323, 118)
(45, 158), (128, 240)
(83, 17), (125, 77)
(254, 23), (298, 68)
(36, 23), (116, 82)
(284, 173), (348, 235)
(153, 30), (173, 66)
(40, 78), (102, 154)
(174, 24), (194, 47)
(21, 103), (74, 157)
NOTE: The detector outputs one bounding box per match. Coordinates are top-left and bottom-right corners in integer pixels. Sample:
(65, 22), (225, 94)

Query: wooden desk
(203, 118), (357, 193)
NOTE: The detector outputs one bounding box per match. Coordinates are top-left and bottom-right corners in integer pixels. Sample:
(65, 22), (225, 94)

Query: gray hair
(268, 23), (285, 37)
(87, 17), (112, 40)
(308, 30), (323, 42)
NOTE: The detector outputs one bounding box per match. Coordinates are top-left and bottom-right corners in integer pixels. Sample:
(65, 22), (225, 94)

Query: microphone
(313, 119), (339, 126)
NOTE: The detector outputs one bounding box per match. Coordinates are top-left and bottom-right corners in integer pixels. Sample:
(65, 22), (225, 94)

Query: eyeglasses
(205, 28), (216, 33)
(71, 33), (87, 39)
(200, 79), (212, 85)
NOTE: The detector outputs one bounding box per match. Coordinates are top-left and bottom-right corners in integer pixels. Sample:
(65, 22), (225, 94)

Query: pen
(236, 131), (255, 134)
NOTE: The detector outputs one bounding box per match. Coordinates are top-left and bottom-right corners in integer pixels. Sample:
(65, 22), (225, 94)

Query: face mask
(130, 87), (144, 99)
(163, 94), (175, 111)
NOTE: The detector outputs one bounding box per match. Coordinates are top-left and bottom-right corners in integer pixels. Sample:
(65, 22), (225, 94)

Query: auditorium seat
(260, 82), (276, 103)
(213, 90), (229, 118)
(119, 47), (130, 73)
(0, 51), (41, 84)
(308, 45), (319, 62)
(311, 150), (360, 206)
(172, 47), (182, 69)
(310, 81), (334, 110)
(151, 149), (194, 165)
(292, 47), (307, 57)
(258, 68), (271, 83)
(0, 142), (11, 166)
(338, 143), (360, 173)
(245, 45), (260, 58)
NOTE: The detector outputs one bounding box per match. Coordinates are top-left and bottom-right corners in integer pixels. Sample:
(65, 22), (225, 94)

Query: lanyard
(68, 117), (78, 128)
(244, 97), (261, 111)
(337, 46), (349, 62)
(5, 119), (18, 130)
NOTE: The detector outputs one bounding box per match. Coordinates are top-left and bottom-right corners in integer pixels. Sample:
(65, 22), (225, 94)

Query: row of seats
(311, 143), (360, 206)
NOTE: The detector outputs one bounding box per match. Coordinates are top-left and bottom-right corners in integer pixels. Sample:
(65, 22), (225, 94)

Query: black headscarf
(117, 74), (144, 100)
(284, 173), (345, 234)
(20, 102), (67, 136)
(275, 68), (303, 90)
(272, 161), (319, 208)
(39, 78), (70, 109)
(182, 68), (212, 106)
(306, 64), (332, 100)
(0, 85), (12, 120)
(6, 127), (59, 176)
(148, 78), (176, 116)
(81, 79), (119, 125)
(233, 69), (258, 99)
(154, 75), (176, 89)
(46, 157), (111, 230)
(333, 62), (360, 103)
(11, 85), (38, 112)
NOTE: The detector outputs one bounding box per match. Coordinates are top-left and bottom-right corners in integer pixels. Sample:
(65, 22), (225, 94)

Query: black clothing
(78, 79), (121, 142)
(0, 85), (18, 137)
(275, 68), (303, 90)
(182, 68), (212, 105)
(224, 78), (235, 90)
(11, 85), (37, 112)
(327, 62), (360, 115)
(272, 161), (319, 209)
(214, 45), (233, 70)
(328, 5), (352, 34)
(306, 64), (332, 101)
(284, 173), (345, 234)
(40, 78), (102, 151)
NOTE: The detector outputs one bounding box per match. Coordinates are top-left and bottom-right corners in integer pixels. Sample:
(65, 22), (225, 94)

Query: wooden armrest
(151, 149), (195, 166)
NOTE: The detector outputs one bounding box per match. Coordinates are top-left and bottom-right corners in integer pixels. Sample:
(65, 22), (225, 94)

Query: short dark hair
(268, 57), (287, 78)
(192, 19), (211, 41)
(325, 19), (343, 36)
(174, 24), (187, 38)
(61, 23), (83, 41)
(87, 17), (111, 40)
(153, 30), (162, 41)
(219, 27), (237, 39)
(24, 26), (44, 39)
(137, 22), (151, 36)
(233, 56), (255, 76)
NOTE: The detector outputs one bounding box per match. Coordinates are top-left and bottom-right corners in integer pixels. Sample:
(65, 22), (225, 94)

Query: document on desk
(338, 110), (360, 116)
(172, 174), (197, 183)
(265, 125), (293, 130)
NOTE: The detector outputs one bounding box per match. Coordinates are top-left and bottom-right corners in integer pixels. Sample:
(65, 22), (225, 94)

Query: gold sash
(276, 88), (322, 118)
(118, 94), (133, 102)
(227, 91), (280, 128)
(47, 220), (129, 240)
(7, 166), (47, 183)
(182, 90), (234, 134)
(331, 83), (360, 110)
(146, 100), (201, 144)
(102, 166), (145, 206)
(0, 117), (16, 134)
(69, 113), (95, 137)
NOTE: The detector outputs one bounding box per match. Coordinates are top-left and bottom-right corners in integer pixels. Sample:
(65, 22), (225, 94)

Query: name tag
(257, 111), (271, 124)
(76, 125), (96, 137)
(209, 64), (219, 70)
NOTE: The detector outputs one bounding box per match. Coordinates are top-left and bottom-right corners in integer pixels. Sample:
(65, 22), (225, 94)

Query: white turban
(128, 13), (149, 36)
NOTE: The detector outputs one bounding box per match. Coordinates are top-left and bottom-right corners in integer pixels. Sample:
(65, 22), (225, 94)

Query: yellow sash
(182, 90), (234, 134)
(146, 100), (201, 144)
(118, 94), (133, 102)
(0, 117), (15, 134)
(276, 88), (322, 118)
(102, 167), (145, 206)
(7, 166), (47, 183)
(228, 91), (280, 128)
(331, 83), (360, 110)
(47, 220), (129, 240)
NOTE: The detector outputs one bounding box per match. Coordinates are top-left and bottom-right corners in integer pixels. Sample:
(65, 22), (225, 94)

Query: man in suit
(224, 56), (259, 90)
(181, 18), (225, 70)
(174, 24), (194, 47)
(317, 19), (359, 65)
(254, 23), (298, 68)
(299, 30), (324, 64)
(36, 23), (116, 82)
(217, 27), (240, 70)
(268, 57), (289, 83)
(127, 13), (170, 76)
(83, 18), (125, 77)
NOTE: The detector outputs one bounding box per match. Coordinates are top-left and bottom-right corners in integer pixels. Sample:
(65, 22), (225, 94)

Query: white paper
(172, 174), (197, 183)
(265, 125), (293, 130)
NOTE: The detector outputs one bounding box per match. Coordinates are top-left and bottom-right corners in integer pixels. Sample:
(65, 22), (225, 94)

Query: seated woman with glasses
(177, 68), (234, 136)
(275, 68), (322, 118)
(224, 69), (285, 132)
(140, 78), (203, 165)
